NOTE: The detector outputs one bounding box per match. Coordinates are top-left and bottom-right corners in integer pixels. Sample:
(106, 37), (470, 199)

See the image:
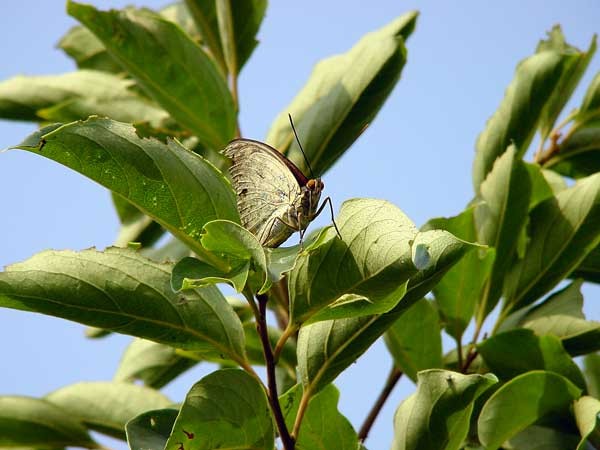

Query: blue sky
(0, 1), (599, 449)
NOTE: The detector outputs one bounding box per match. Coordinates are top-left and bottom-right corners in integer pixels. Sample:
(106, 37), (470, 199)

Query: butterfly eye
(307, 179), (317, 189)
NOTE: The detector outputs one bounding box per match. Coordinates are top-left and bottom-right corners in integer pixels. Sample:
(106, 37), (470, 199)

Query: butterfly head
(306, 178), (324, 193)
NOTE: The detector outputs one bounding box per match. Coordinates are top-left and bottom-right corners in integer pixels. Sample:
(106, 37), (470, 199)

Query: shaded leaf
(266, 12), (417, 176)
(525, 163), (566, 210)
(572, 243), (600, 283)
(505, 425), (581, 450)
(0, 248), (247, 364)
(297, 227), (474, 393)
(574, 396), (600, 450)
(164, 369), (274, 450)
(425, 207), (494, 340)
(473, 45), (571, 190)
(584, 354), (600, 398)
(15, 118), (238, 265)
(280, 384), (358, 450)
(577, 71), (600, 124)
(536, 27), (597, 141)
(504, 172), (600, 311)
(126, 408), (178, 450)
(46, 382), (171, 440)
(475, 145), (531, 316)
(0, 397), (97, 449)
(384, 298), (442, 382)
(478, 371), (581, 450)
(184, 0), (226, 74)
(477, 329), (586, 389)
(68, 2), (235, 149)
(289, 198), (417, 325)
(391, 370), (497, 450)
(544, 120), (600, 179)
(114, 339), (198, 389)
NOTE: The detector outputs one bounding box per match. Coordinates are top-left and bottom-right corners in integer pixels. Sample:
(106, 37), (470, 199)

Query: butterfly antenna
(288, 113), (315, 179)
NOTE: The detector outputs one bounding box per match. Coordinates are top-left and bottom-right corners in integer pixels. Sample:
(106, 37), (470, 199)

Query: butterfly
(222, 116), (340, 248)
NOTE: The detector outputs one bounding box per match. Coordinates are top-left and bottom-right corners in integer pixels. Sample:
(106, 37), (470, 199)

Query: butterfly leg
(313, 196), (342, 240)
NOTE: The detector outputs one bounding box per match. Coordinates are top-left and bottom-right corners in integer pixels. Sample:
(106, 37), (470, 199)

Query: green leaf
(45, 382), (171, 440)
(164, 369), (274, 450)
(126, 408), (178, 450)
(477, 329), (586, 389)
(172, 256), (250, 293)
(59, 3), (201, 73)
(0, 396), (97, 449)
(266, 12), (417, 176)
(0, 248), (247, 365)
(391, 370), (497, 450)
(297, 227), (475, 394)
(384, 298), (442, 382)
(184, 0), (226, 74)
(475, 145), (531, 316)
(68, 2), (235, 149)
(478, 371), (582, 450)
(279, 384), (358, 450)
(114, 338), (198, 389)
(289, 198), (418, 325)
(572, 243), (600, 283)
(504, 172), (600, 311)
(425, 208), (494, 341)
(472, 45), (570, 190)
(215, 0), (266, 75)
(0, 70), (163, 123)
(505, 425), (581, 450)
(536, 27), (597, 141)
(577, 71), (600, 124)
(574, 396), (600, 450)
(15, 118), (238, 265)
(584, 354), (600, 398)
(544, 119), (600, 179)
(525, 163), (566, 210)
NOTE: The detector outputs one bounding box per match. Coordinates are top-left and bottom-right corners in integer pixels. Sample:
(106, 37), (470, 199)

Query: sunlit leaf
(573, 396), (600, 450)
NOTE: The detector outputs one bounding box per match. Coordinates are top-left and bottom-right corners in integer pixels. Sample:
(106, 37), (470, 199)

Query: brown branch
(256, 293), (295, 449)
(358, 365), (403, 443)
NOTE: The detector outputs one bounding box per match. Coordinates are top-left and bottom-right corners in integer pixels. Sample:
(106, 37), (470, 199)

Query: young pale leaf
(535, 27), (597, 141)
(45, 382), (171, 440)
(504, 172), (600, 311)
(68, 2), (235, 149)
(478, 371), (581, 450)
(266, 12), (417, 176)
(477, 329), (586, 389)
(384, 298), (442, 382)
(15, 118), (238, 264)
(0, 70), (160, 123)
(297, 227), (475, 394)
(126, 408), (178, 450)
(584, 354), (600, 398)
(0, 397), (97, 449)
(472, 45), (571, 190)
(183, 0), (225, 74)
(574, 396), (600, 450)
(289, 198), (418, 325)
(280, 384), (358, 450)
(425, 208), (494, 341)
(543, 119), (600, 179)
(164, 369), (274, 450)
(475, 145), (531, 317)
(391, 370), (497, 450)
(0, 248), (247, 365)
(114, 339), (198, 389)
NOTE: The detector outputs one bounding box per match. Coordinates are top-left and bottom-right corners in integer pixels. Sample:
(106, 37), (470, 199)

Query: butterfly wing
(223, 139), (304, 247)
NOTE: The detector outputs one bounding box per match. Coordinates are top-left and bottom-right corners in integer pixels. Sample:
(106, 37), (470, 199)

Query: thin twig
(456, 337), (464, 371)
(256, 293), (295, 449)
(273, 324), (297, 363)
(358, 365), (403, 443)
(462, 348), (479, 374)
(291, 387), (312, 441)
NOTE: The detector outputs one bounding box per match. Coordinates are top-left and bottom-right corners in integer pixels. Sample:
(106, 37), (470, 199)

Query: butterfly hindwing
(223, 139), (304, 247)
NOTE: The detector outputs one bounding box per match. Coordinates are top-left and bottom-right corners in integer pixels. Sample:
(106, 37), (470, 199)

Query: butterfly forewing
(223, 139), (306, 247)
